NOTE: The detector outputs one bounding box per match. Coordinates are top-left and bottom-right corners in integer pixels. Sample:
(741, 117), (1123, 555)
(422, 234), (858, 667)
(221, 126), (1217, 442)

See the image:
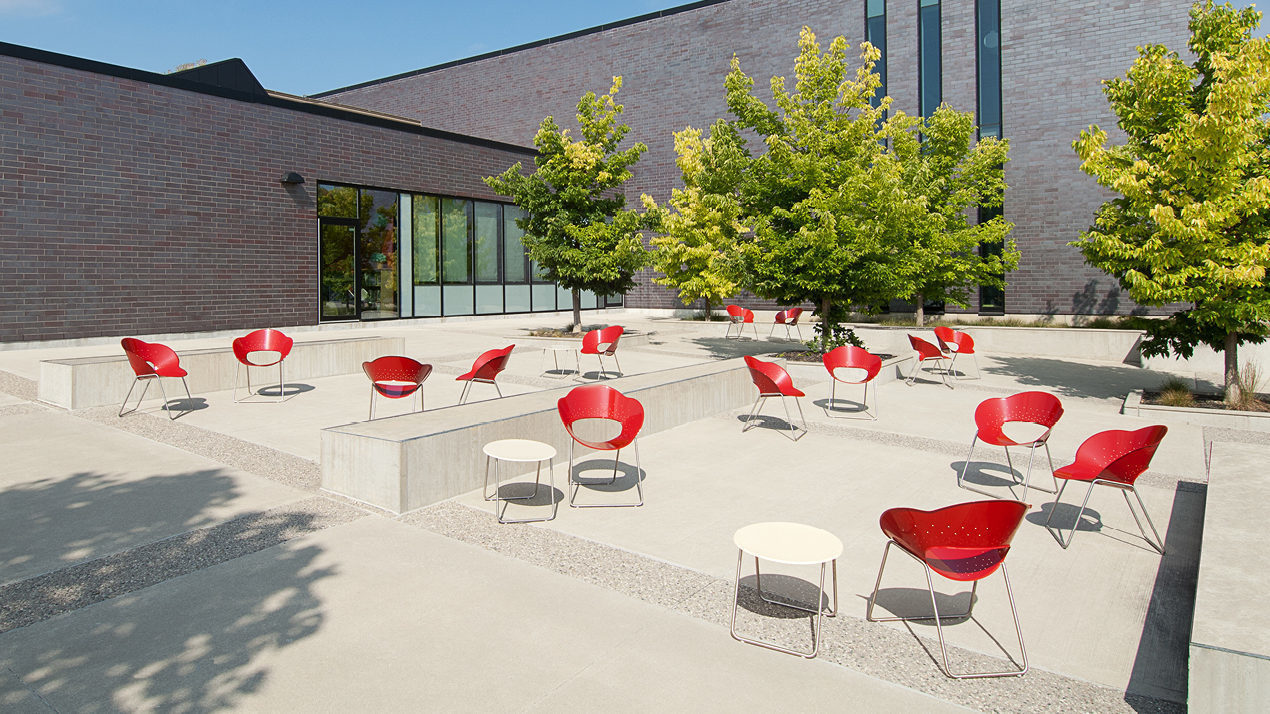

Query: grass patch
(1156, 376), (1195, 408)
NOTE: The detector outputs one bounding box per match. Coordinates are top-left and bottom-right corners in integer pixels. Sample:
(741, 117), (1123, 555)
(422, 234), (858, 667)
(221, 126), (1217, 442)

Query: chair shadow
(950, 460), (1024, 490)
(488, 484), (564, 508)
(735, 414), (806, 440)
(569, 458), (643, 494)
(865, 587), (977, 626)
(734, 574), (830, 619)
(813, 397), (870, 417)
(254, 383), (314, 398)
(164, 397), (210, 417)
(1028, 501), (1105, 533)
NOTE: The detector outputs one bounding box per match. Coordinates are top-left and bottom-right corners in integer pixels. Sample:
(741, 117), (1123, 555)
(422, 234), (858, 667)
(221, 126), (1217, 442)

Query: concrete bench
(320, 358), (757, 514)
(38, 335), (405, 409)
(1189, 442), (1270, 712)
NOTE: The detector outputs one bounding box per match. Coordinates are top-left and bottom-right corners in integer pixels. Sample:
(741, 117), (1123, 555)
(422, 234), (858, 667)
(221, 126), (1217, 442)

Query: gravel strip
(404, 501), (1178, 714)
(0, 370), (37, 401)
(0, 497), (364, 635)
(76, 406), (321, 490)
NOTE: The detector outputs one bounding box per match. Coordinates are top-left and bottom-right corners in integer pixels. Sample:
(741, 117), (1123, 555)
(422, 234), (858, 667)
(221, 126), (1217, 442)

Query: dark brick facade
(0, 46), (533, 343)
(322, 0), (1194, 316)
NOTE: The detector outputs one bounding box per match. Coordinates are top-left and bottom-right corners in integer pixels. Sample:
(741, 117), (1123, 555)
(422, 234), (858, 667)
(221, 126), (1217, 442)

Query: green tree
(485, 77), (650, 332)
(1072, 1), (1270, 401)
(642, 120), (749, 320)
(887, 105), (1019, 326)
(723, 28), (911, 351)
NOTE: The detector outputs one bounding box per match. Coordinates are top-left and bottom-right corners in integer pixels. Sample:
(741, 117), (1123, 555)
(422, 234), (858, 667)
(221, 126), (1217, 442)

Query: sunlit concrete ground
(0, 312), (1217, 711)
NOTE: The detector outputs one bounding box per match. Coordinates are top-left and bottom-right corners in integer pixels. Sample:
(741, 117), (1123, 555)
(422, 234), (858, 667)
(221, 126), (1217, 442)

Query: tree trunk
(820, 296), (832, 353)
(914, 293), (925, 327)
(1224, 331), (1240, 404)
(703, 298), (713, 322)
(571, 290), (582, 334)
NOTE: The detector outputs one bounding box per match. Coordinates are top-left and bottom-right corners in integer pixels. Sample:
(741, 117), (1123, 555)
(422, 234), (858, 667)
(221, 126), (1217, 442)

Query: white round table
(539, 344), (580, 379)
(730, 522), (842, 658)
(482, 439), (558, 524)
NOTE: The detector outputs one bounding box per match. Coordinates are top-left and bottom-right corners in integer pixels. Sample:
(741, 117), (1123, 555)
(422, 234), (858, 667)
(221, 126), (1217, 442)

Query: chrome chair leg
(172, 377), (192, 420)
(118, 376), (152, 417)
(567, 438), (643, 508)
(368, 389), (376, 421)
(742, 395), (766, 432)
(1125, 487), (1166, 555)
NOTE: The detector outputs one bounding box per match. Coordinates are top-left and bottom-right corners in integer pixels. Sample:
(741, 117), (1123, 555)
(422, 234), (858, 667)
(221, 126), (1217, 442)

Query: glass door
(319, 218), (357, 320)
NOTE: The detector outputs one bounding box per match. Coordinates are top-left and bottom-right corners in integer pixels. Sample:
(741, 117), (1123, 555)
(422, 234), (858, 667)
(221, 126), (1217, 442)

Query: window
(473, 201), (499, 283)
(441, 198), (470, 284)
(412, 196), (439, 285)
(977, 0), (1002, 140)
(918, 0), (941, 119)
(503, 206), (528, 283)
(865, 0), (887, 109)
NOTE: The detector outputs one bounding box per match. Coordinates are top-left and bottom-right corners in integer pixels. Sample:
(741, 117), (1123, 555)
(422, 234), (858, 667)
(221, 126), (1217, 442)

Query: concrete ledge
(1189, 442), (1270, 712)
(1122, 389), (1270, 433)
(320, 358), (757, 514)
(38, 335), (405, 410)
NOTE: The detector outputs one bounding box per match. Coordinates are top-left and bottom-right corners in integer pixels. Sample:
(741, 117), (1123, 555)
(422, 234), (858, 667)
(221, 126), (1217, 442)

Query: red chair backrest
(1071, 425), (1168, 485)
(363, 356), (432, 385)
(908, 334), (944, 360)
(822, 345), (882, 383)
(951, 331), (975, 354)
(232, 329), (294, 366)
(742, 308), (755, 324)
(933, 325), (955, 344)
(782, 307), (803, 325)
(726, 305), (744, 322)
(743, 355), (799, 397)
(974, 391), (1064, 435)
(879, 500), (1028, 582)
(121, 338), (183, 377)
(557, 384), (645, 450)
(468, 345), (515, 381)
(582, 325), (624, 355)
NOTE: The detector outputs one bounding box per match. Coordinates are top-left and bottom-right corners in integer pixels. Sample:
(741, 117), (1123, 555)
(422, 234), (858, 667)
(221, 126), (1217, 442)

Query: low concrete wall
(844, 325), (1144, 364)
(1189, 442), (1270, 712)
(1122, 391), (1270, 433)
(320, 358), (757, 514)
(39, 335), (404, 409)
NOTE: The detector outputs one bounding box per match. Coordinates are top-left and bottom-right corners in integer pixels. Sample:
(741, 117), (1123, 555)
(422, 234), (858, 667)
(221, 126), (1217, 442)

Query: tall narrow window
(977, 0), (1005, 314)
(865, 0), (887, 109)
(918, 0), (941, 119)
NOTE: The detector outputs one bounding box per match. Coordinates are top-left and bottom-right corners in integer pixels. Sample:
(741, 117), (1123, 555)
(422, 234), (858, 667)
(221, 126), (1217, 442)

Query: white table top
(483, 438), (557, 462)
(733, 522), (843, 565)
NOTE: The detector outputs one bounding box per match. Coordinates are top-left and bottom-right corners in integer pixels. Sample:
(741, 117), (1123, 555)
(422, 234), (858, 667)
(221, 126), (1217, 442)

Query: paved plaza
(0, 314), (1242, 712)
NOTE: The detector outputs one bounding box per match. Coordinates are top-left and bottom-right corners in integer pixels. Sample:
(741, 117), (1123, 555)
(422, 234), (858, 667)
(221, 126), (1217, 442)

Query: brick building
(1, 1), (1195, 343)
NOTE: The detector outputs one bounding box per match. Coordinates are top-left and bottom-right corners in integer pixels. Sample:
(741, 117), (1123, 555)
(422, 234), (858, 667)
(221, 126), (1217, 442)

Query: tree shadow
(0, 468), (337, 711)
(982, 355), (1172, 400)
(688, 336), (791, 360)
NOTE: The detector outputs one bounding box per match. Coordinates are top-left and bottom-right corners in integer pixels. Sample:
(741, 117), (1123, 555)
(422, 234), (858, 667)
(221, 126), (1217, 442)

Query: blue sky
(0, 0), (673, 95)
(0, 1), (1264, 96)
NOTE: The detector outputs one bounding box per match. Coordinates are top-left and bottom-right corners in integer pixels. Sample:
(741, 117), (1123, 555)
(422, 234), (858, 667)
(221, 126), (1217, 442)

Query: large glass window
(976, 0), (1002, 140)
(474, 201), (499, 283)
(503, 206), (528, 283)
(865, 0), (887, 110)
(441, 198), (470, 283)
(412, 196), (439, 285)
(918, 0), (941, 119)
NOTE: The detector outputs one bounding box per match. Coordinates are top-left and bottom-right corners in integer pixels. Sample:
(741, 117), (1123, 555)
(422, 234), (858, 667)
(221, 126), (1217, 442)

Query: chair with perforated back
(557, 384), (645, 508)
(934, 326), (981, 379)
(742, 355), (808, 440)
(362, 356), (432, 420)
(958, 391), (1064, 500)
(456, 345), (514, 405)
(867, 499), (1029, 679)
(580, 325), (624, 378)
(232, 328), (294, 403)
(1045, 425), (1168, 554)
(725, 305), (758, 340)
(906, 334), (953, 388)
(770, 307), (805, 341)
(822, 345), (882, 419)
(119, 338), (193, 420)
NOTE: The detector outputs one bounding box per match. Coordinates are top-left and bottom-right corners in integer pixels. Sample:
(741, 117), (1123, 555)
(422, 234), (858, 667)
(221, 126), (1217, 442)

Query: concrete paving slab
(0, 516), (962, 713)
(454, 412), (1199, 701)
(0, 409), (310, 585)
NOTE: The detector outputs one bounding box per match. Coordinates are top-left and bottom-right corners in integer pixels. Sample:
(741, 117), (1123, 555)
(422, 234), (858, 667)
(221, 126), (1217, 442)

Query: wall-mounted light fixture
(280, 171), (305, 185)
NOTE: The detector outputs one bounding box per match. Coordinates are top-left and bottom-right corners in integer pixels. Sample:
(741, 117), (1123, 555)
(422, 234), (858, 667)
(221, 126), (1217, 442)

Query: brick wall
(324, 0), (1194, 316)
(0, 51), (532, 343)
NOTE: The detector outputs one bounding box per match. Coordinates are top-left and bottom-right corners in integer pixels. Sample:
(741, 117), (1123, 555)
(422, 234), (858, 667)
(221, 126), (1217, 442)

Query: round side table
(730, 521), (842, 658)
(482, 439), (558, 524)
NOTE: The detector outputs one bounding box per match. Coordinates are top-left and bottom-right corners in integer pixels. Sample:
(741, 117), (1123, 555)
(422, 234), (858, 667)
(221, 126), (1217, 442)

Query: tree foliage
(1072, 0), (1270, 399)
(886, 106), (1018, 325)
(642, 120), (749, 319)
(485, 77), (649, 331)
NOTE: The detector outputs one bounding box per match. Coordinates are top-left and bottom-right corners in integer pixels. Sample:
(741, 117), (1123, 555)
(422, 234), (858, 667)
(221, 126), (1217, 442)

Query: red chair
(906, 334), (953, 388)
(958, 391), (1064, 500)
(232, 328), (294, 402)
(362, 356), (432, 420)
(769, 307), (805, 340)
(725, 305), (758, 340)
(934, 326), (981, 380)
(580, 325), (624, 378)
(456, 345), (514, 405)
(557, 384), (645, 508)
(742, 355), (807, 440)
(822, 345), (882, 419)
(1045, 425), (1168, 554)
(867, 500), (1029, 679)
(119, 338), (193, 420)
